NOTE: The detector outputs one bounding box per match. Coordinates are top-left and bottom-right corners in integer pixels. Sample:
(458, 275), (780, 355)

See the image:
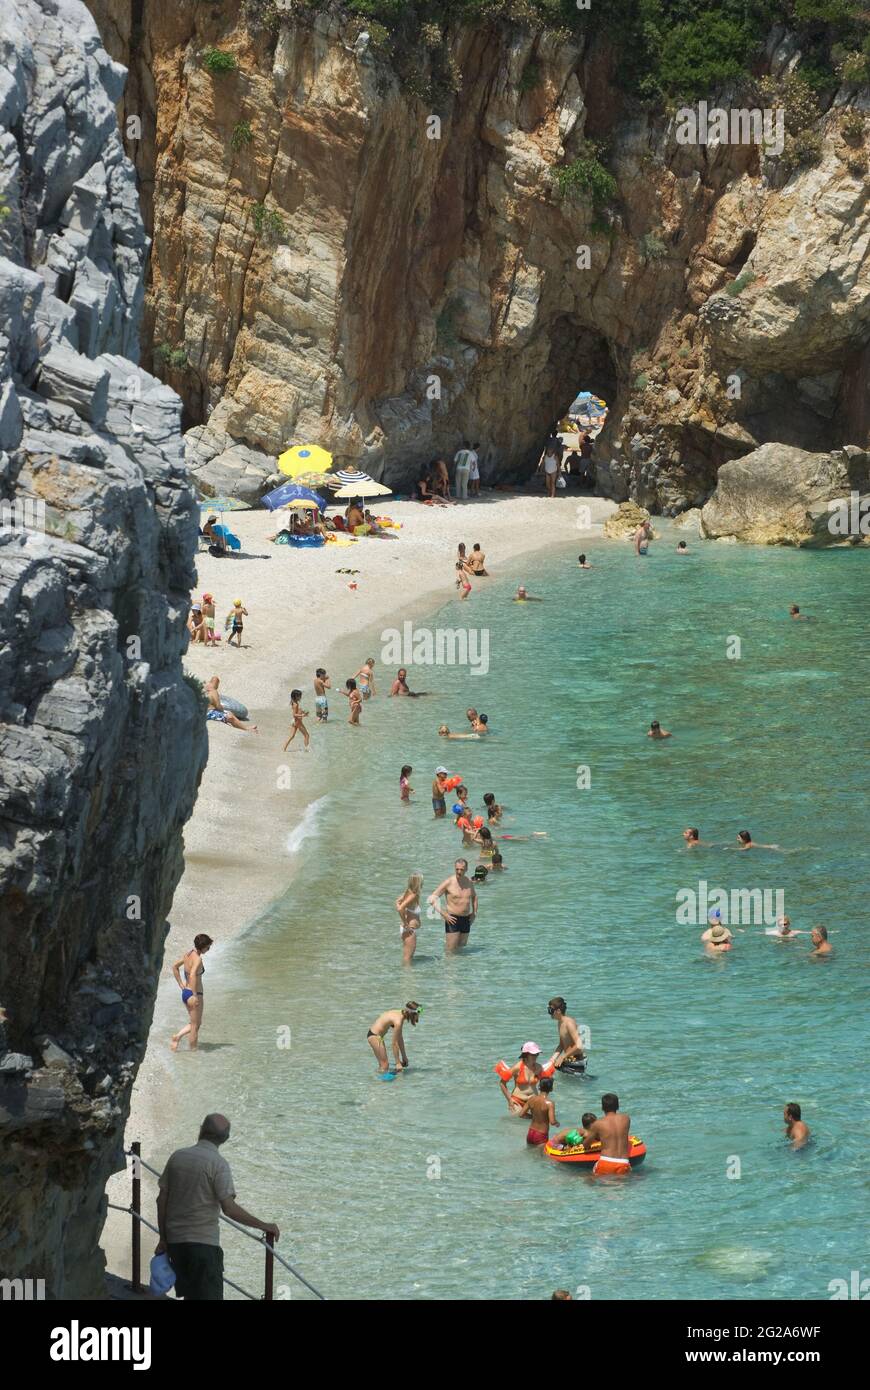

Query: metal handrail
(121, 1142), (326, 1300)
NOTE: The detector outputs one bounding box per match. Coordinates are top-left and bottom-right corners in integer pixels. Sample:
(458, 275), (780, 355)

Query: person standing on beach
(366, 1003), (421, 1075)
(343, 678), (362, 725)
(432, 457), (450, 498)
(314, 668), (330, 722)
(170, 934), (213, 1051)
(156, 1114), (280, 1301)
(454, 443), (472, 500)
(225, 599), (248, 647)
(432, 766), (450, 817)
(201, 593), (217, 647)
(428, 858), (477, 953)
(396, 874), (423, 964)
(784, 1102), (810, 1149)
(283, 690), (310, 751)
(539, 434), (563, 498)
(469, 445), (481, 497)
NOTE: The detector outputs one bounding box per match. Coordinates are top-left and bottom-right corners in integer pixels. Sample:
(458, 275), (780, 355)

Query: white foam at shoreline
(286, 793), (329, 854)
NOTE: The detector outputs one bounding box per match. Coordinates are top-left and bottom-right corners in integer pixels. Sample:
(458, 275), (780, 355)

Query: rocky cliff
(0, 0), (206, 1297)
(83, 1), (869, 513)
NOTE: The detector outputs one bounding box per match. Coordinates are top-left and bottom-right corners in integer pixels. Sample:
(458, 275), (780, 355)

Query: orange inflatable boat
(544, 1135), (647, 1168)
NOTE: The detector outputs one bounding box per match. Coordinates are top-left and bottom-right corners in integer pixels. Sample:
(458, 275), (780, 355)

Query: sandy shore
(102, 490), (615, 1277)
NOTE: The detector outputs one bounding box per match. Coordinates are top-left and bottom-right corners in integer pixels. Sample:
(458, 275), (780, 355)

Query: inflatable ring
(220, 695), (249, 720)
(545, 1135), (646, 1167)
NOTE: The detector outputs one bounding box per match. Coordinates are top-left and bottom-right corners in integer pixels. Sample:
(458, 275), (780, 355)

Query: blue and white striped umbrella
(334, 467), (373, 485)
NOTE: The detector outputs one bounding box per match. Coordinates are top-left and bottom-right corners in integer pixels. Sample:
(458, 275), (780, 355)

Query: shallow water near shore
(153, 533), (869, 1300)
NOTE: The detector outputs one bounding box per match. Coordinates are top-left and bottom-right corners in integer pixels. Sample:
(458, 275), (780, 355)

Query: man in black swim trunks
(428, 858), (477, 954)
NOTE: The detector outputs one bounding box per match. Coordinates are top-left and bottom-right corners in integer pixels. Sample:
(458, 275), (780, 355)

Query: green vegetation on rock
(231, 120), (253, 151)
(203, 48), (238, 73)
(555, 142), (617, 208)
(252, 203), (287, 240)
(725, 269), (757, 297)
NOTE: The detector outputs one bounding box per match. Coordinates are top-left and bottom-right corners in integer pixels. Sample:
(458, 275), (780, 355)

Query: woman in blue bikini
(170, 934), (213, 1051)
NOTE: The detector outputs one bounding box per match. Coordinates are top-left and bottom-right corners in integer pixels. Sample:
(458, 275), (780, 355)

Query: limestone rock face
(699, 443), (870, 545)
(78, 3), (870, 508)
(0, 0), (207, 1297)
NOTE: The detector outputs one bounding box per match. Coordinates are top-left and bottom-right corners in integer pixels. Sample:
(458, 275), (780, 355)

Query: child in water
(483, 792), (502, 824)
(283, 690), (310, 750)
(490, 850), (506, 872)
(400, 765), (414, 802)
(455, 562), (472, 600)
(343, 678), (362, 725)
(521, 1077), (557, 1146)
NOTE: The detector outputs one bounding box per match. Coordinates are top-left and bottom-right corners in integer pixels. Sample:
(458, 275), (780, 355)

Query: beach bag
(556, 474), (566, 489)
(149, 1253), (176, 1297)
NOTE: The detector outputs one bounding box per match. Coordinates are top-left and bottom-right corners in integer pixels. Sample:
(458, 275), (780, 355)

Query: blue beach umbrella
(261, 481), (327, 512)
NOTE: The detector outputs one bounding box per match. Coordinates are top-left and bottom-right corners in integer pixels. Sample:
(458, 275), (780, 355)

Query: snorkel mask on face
(405, 1002), (423, 1022)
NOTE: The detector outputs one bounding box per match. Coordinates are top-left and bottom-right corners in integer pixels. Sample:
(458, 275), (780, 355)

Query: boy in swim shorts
(521, 1077), (557, 1146)
(432, 767), (449, 817)
(314, 668), (330, 722)
(225, 599), (247, 648)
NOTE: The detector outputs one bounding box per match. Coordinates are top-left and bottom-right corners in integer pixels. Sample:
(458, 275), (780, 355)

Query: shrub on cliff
(203, 48), (238, 73)
(252, 203), (287, 241)
(231, 121), (253, 152)
(555, 142), (617, 209)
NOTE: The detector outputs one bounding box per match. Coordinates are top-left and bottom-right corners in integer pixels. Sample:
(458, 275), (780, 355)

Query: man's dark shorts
(432, 796), (446, 815)
(168, 1242), (224, 1300)
(445, 915), (472, 934)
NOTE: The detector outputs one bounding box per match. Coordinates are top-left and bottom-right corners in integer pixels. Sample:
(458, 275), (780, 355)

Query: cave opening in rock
(528, 321), (619, 488)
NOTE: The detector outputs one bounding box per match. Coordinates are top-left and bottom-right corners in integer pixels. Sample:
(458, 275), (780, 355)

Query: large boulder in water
(603, 500), (652, 539)
(700, 443), (870, 545)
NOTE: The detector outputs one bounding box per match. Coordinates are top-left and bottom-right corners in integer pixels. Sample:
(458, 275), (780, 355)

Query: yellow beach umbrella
(277, 444), (334, 477)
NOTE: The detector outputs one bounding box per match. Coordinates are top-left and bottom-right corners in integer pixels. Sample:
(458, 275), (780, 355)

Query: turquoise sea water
(158, 531), (869, 1301)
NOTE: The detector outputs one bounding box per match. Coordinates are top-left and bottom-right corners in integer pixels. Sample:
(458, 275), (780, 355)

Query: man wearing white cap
(431, 767), (450, 818)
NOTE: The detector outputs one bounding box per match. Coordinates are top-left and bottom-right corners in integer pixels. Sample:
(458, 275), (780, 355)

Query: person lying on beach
(513, 585), (542, 601)
(736, 829), (781, 850)
(455, 562), (472, 599)
(342, 678), (362, 725)
(548, 998), (585, 1070)
(389, 667), (428, 696)
(784, 1102), (809, 1149)
(396, 874), (422, 964)
(225, 600), (248, 648)
(283, 690), (310, 751)
(415, 472), (450, 506)
(520, 1077), (557, 1147)
(469, 544), (488, 575)
(366, 1003), (421, 1075)
(400, 765), (413, 802)
(204, 676), (258, 732)
(483, 792), (502, 824)
(577, 554), (593, 568)
(809, 925), (832, 957)
(648, 720), (671, 738)
(551, 1112), (598, 1151)
(789, 605), (813, 620)
(438, 724), (480, 739)
(314, 668), (330, 722)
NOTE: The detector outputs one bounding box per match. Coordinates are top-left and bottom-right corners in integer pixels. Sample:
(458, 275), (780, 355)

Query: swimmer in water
(498, 1042), (552, 1114)
(438, 723), (480, 740)
(366, 1003), (421, 1074)
(586, 1094), (632, 1175)
(767, 915), (804, 940)
(520, 1076), (557, 1147)
(513, 585), (543, 602)
(490, 849), (507, 871)
(736, 829), (780, 850)
(548, 997), (585, 1070)
(682, 826), (704, 848)
(809, 925), (832, 957)
(676, 540), (688, 554)
(470, 713), (489, 734)
(396, 874), (423, 964)
(389, 667), (428, 696)
(784, 1101), (810, 1149)
(634, 521), (651, 556)
(704, 924), (732, 952)
(789, 604), (812, 621)
(648, 720), (671, 739)
(483, 792), (502, 825)
(577, 554), (592, 569)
